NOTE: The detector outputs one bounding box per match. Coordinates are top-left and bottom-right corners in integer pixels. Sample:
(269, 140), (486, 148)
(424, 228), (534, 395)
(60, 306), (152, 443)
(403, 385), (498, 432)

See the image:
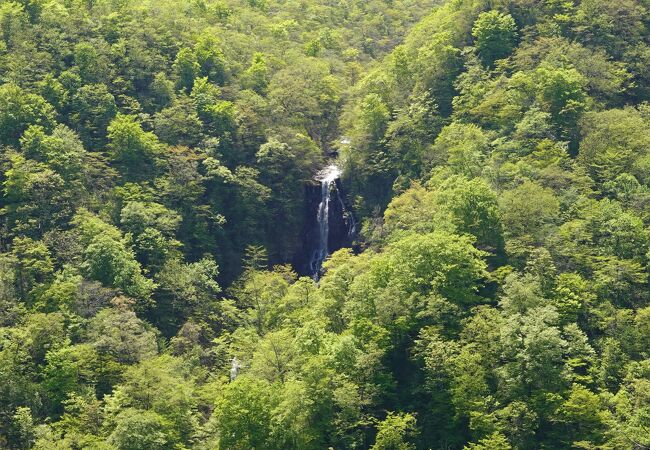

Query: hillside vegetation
(1, 0), (650, 448)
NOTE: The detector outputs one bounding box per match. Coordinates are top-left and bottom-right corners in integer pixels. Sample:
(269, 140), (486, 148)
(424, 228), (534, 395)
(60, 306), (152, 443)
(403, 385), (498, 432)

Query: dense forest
(1, 0), (650, 448)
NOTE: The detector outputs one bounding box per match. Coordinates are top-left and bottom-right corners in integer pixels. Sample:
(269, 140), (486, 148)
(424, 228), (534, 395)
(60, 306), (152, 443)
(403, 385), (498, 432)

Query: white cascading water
(310, 164), (341, 278)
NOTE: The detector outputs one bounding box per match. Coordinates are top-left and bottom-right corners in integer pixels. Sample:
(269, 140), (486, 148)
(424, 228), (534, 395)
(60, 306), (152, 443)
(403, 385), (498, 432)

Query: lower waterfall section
(310, 171), (334, 276)
(294, 165), (356, 279)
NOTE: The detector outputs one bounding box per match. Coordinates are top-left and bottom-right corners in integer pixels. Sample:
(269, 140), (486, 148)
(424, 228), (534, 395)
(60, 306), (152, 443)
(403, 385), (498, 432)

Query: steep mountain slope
(1, 0), (650, 448)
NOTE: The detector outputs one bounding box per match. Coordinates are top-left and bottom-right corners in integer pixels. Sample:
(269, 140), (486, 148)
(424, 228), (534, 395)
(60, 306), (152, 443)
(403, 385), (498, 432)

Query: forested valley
(1, 0), (650, 448)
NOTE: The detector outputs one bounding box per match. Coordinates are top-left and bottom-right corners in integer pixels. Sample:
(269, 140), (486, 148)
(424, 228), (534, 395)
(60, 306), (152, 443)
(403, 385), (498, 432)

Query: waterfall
(298, 163), (356, 279)
(309, 165), (341, 278)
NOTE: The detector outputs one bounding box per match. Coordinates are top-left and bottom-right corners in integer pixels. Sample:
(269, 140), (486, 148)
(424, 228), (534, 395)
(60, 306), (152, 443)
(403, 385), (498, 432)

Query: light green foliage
(366, 231), (486, 304)
(0, 2), (28, 48)
(74, 42), (108, 85)
(472, 11), (517, 66)
(0, 83), (55, 146)
(578, 107), (650, 182)
(106, 409), (180, 450)
(497, 304), (572, 404)
(150, 72), (175, 109)
(269, 63), (340, 147)
(552, 273), (590, 324)
(191, 77), (235, 138)
(107, 114), (162, 179)
(73, 210), (155, 303)
(195, 34), (227, 85)
(173, 47), (200, 93)
(428, 122), (490, 177)
(9, 237), (54, 302)
(42, 344), (102, 412)
(269, 379), (319, 449)
(70, 83), (117, 149)
(153, 96), (203, 147)
(356, 93), (391, 146)
(371, 412), (418, 450)
(386, 91), (442, 180)
(104, 356), (197, 443)
(552, 384), (606, 446)
(433, 175), (503, 252)
(608, 361), (650, 449)
(211, 376), (278, 450)
(86, 305), (158, 365)
(511, 37), (630, 104)
(232, 268), (290, 333)
(120, 201), (181, 239)
(513, 66), (589, 139)
(2, 151), (71, 235)
(382, 183), (442, 239)
(10, 406), (35, 450)
(343, 230), (486, 343)
(241, 53), (269, 94)
(383, 174), (502, 251)
(249, 329), (296, 382)
(154, 256), (229, 336)
(464, 432), (512, 450)
(20, 125), (86, 183)
(500, 180), (560, 254)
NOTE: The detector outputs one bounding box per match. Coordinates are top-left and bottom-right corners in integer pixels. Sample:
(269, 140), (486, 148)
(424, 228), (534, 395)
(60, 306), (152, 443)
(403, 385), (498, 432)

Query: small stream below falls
(298, 164), (356, 279)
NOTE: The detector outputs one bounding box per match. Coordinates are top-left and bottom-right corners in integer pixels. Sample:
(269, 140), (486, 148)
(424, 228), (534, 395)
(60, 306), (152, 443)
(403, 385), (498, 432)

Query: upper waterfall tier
(317, 164), (342, 183)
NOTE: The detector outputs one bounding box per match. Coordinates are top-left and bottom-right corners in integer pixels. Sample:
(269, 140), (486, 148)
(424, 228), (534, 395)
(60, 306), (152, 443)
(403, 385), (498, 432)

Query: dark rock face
(329, 179), (356, 252)
(294, 182), (323, 275)
(294, 177), (356, 277)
